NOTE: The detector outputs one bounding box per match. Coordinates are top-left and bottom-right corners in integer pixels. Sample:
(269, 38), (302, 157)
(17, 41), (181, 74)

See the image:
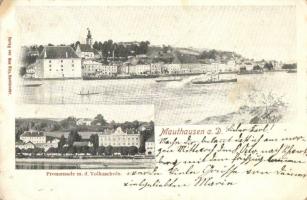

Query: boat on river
(191, 72), (237, 85)
(155, 76), (183, 82)
(22, 81), (43, 87)
(77, 87), (101, 95)
(287, 69), (297, 73)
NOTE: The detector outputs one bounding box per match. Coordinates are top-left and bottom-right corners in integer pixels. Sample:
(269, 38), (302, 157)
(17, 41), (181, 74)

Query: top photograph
(15, 6), (298, 125)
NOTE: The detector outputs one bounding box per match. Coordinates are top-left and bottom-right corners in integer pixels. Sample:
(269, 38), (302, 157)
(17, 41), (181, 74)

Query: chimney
(66, 52), (68, 58)
(44, 50), (47, 58)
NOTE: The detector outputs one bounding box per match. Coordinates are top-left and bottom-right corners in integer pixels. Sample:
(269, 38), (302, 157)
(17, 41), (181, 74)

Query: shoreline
(15, 157), (155, 163)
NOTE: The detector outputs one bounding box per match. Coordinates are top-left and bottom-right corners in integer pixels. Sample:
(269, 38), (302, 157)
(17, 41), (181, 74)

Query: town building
(128, 64), (151, 75)
(145, 136), (155, 155)
(82, 60), (118, 77)
(180, 63), (206, 73)
(98, 127), (141, 148)
(35, 138), (60, 151)
(20, 130), (46, 144)
(164, 63), (181, 74)
(15, 141), (36, 149)
(150, 63), (163, 74)
(34, 46), (82, 79)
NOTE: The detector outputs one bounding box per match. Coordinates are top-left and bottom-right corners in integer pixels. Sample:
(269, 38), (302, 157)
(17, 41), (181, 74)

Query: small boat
(237, 70), (264, 75)
(155, 77), (183, 82)
(77, 91), (100, 95)
(23, 83), (43, 87)
(22, 81), (43, 87)
(192, 78), (237, 84)
(77, 88), (101, 95)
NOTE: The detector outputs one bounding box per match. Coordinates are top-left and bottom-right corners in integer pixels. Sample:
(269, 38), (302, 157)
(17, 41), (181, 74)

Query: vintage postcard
(0, 0), (306, 200)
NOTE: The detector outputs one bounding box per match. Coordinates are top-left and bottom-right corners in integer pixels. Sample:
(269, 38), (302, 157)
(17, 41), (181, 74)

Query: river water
(16, 159), (155, 169)
(16, 73), (297, 125)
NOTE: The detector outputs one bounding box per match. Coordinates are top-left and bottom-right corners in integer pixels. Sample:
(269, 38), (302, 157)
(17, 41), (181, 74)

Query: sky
(16, 105), (154, 122)
(16, 6), (296, 61)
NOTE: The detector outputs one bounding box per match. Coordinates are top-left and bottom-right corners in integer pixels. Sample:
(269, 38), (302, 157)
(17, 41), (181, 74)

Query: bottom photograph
(15, 105), (155, 169)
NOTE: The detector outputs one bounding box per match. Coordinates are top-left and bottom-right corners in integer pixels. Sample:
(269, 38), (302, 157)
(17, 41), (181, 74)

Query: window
(61, 69), (63, 71)
(61, 65), (63, 68)
(49, 69), (51, 71)
(61, 60), (63, 63)
(72, 64), (74, 67)
(49, 60), (51, 63)
(49, 65), (51, 67)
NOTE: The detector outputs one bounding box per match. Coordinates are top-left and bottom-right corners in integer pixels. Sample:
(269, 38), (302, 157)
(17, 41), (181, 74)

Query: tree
(97, 146), (105, 155)
(264, 62), (273, 70)
(60, 116), (77, 129)
(67, 129), (81, 146)
(128, 146), (138, 155)
(38, 45), (44, 54)
(93, 41), (99, 50)
(105, 145), (113, 156)
(15, 147), (21, 155)
(91, 114), (107, 126)
(19, 67), (27, 77)
(89, 134), (99, 154)
(58, 135), (66, 153)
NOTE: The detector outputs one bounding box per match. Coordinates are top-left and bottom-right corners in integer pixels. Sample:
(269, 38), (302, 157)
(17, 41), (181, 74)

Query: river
(16, 72), (297, 125)
(16, 158), (155, 169)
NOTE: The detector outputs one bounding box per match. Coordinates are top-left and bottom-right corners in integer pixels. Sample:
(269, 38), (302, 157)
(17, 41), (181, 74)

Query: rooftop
(21, 131), (45, 137)
(38, 46), (79, 59)
(78, 44), (99, 54)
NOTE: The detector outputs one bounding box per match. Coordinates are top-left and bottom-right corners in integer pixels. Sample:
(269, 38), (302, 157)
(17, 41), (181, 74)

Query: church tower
(86, 28), (92, 47)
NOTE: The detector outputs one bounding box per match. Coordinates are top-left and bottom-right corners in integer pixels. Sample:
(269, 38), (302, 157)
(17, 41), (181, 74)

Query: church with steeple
(75, 28), (100, 59)
(86, 28), (93, 47)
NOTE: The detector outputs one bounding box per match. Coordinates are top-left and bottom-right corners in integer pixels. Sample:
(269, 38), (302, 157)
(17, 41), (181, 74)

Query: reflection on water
(17, 73), (297, 125)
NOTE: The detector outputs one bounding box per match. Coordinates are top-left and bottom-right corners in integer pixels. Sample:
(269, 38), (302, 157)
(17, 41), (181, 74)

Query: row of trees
(15, 114), (153, 133)
(92, 40), (150, 59)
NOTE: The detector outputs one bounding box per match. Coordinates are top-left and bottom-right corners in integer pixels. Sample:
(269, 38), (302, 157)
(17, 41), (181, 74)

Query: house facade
(145, 136), (155, 155)
(98, 127), (140, 148)
(82, 60), (117, 76)
(34, 46), (82, 79)
(20, 130), (46, 144)
(128, 64), (151, 75)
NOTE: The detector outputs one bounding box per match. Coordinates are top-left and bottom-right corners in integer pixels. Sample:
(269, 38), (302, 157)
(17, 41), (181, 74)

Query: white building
(82, 60), (118, 76)
(150, 63), (163, 74)
(128, 64), (151, 75)
(76, 118), (93, 126)
(145, 136), (155, 155)
(164, 64), (181, 74)
(34, 46), (82, 79)
(98, 127), (140, 148)
(36, 138), (60, 151)
(20, 130), (46, 144)
(16, 141), (36, 150)
(180, 63), (206, 73)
